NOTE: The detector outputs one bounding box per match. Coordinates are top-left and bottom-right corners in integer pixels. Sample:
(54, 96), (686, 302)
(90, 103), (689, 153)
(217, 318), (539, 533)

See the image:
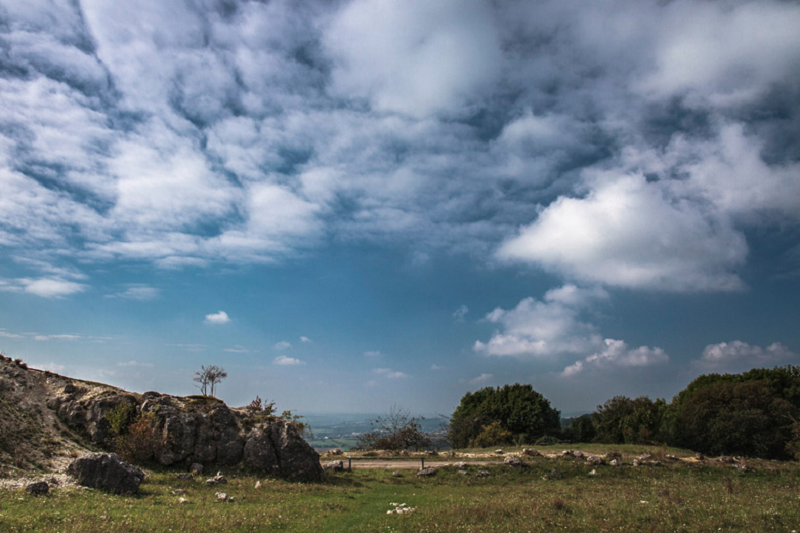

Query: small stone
(458, 470), (469, 476)
(323, 460), (344, 472)
(476, 470), (490, 478)
(639, 454), (652, 461)
(503, 456), (527, 467)
(25, 482), (49, 496)
(494, 449), (504, 455)
(632, 459), (641, 467)
(586, 456), (605, 466)
(178, 497), (188, 504)
(573, 450), (585, 459)
(215, 492), (229, 501)
(521, 448), (540, 457)
(171, 489), (187, 495)
(206, 473), (227, 486)
(694, 452), (705, 460)
(453, 461), (467, 469)
(254, 481), (262, 489)
(392, 471), (402, 478)
(609, 459), (621, 467)
(329, 448), (343, 456)
(719, 456), (734, 464)
(588, 469), (597, 476)
(417, 467), (436, 477)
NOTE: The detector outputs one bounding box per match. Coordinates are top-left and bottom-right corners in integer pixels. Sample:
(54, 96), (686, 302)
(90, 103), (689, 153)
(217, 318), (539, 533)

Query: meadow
(2, 445), (799, 533)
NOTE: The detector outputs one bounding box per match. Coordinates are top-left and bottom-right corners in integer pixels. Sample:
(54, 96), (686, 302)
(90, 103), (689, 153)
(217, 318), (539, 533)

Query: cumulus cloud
(0, 277), (87, 298)
(204, 311), (231, 325)
(692, 341), (797, 372)
(562, 339), (669, 377)
(474, 285), (607, 358)
(274, 355), (305, 366)
(300, 336), (312, 343)
(274, 341), (292, 351)
(498, 172), (747, 292)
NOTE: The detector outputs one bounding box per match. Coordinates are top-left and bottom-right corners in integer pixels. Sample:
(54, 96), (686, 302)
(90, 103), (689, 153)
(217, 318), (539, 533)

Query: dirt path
(336, 460), (503, 469)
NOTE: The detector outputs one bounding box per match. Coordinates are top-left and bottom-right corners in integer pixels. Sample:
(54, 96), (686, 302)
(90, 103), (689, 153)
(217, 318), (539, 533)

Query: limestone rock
(417, 467), (436, 477)
(243, 419), (323, 482)
(68, 453), (144, 495)
(503, 456), (527, 467)
(323, 460), (345, 472)
(25, 481), (49, 496)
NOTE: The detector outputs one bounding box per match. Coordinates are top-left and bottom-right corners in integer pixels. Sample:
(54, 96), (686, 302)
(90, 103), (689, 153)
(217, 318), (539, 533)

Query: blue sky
(1, 0), (799, 416)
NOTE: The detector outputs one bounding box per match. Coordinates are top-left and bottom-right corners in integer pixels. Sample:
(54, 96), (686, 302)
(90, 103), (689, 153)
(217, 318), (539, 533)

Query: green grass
(2, 448), (799, 532)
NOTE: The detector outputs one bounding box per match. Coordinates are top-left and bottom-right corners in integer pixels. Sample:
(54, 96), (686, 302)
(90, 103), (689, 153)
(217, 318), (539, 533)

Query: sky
(1, 0), (799, 417)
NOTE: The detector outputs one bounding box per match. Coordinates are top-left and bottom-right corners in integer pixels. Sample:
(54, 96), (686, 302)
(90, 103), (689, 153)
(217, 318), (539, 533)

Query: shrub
(113, 412), (163, 464)
(355, 406), (430, 451)
(470, 421), (513, 448)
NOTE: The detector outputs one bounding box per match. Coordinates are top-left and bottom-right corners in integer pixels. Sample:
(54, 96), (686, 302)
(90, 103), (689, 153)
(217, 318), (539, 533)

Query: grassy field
(2, 446), (799, 532)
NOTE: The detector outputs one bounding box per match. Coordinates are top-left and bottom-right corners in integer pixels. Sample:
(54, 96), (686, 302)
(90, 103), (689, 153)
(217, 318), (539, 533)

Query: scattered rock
(215, 492), (230, 501)
(206, 472), (227, 486)
(694, 452), (705, 460)
(586, 456), (605, 466)
(176, 474), (193, 481)
(734, 463), (753, 473)
(453, 461), (467, 469)
(25, 481), (49, 496)
(254, 480), (262, 489)
(521, 448), (541, 457)
(560, 450), (574, 458)
(328, 448), (343, 456)
(392, 471), (402, 478)
(494, 449), (504, 455)
(718, 456), (735, 464)
(605, 451), (622, 460)
(573, 450), (586, 459)
(417, 467), (436, 477)
(666, 454), (679, 461)
(67, 453), (144, 495)
(323, 460), (344, 472)
(503, 456), (527, 468)
(458, 470), (469, 476)
(190, 463), (204, 476)
(178, 497), (189, 504)
(609, 459), (621, 467)
(171, 489), (187, 495)
(475, 471), (490, 478)
(639, 454), (652, 461)
(588, 469), (598, 476)
(427, 450), (438, 456)
(632, 459), (641, 467)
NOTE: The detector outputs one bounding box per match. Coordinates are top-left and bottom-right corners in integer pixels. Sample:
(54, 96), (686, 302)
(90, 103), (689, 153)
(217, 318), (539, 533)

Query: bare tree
(193, 364), (227, 397)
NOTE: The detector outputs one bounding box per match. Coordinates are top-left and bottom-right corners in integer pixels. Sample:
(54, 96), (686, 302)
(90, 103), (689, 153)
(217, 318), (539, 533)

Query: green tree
(561, 414), (596, 443)
(193, 364), (227, 397)
(449, 384), (560, 449)
(592, 396), (666, 445)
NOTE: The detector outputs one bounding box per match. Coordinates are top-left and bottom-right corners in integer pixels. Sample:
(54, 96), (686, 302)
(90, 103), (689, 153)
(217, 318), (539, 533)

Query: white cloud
(34, 334), (81, 342)
(469, 373), (493, 385)
(561, 339), (669, 377)
(274, 341), (292, 351)
(693, 341), (797, 372)
(373, 368), (410, 379)
(323, 0), (502, 117)
(364, 350), (383, 358)
(300, 336), (312, 343)
(474, 285), (606, 358)
(224, 345), (251, 354)
(108, 285), (160, 301)
(0, 329), (23, 339)
(204, 311), (231, 325)
(117, 360), (154, 368)
(0, 277), (87, 298)
(498, 173), (747, 292)
(274, 355), (305, 366)
(453, 305), (469, 321)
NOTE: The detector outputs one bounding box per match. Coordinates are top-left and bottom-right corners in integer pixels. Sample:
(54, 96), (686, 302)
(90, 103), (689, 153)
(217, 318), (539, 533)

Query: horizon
(1, 0), (799, 416)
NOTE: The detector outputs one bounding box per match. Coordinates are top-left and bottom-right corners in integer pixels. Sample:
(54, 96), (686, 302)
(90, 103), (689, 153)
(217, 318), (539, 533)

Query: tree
(193, 364), (227, 397)
(592, 396), (667, 445)
(448, 384), (561, 449)
(561, 414), (596, 443)
(355, 406), (431, 451)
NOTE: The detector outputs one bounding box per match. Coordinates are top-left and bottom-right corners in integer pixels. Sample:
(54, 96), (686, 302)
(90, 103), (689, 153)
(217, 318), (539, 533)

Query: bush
(355, 406), (431, 451)
(113, 412), (163, 464)
(592, 396), (666, 445)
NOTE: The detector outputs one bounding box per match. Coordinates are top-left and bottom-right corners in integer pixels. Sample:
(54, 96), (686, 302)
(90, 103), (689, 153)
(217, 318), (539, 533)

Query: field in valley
(2, 445), (799, 533)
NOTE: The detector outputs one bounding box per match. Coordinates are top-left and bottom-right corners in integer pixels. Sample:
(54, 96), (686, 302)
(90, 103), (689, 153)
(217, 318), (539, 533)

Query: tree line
(358, 365), (800, 460)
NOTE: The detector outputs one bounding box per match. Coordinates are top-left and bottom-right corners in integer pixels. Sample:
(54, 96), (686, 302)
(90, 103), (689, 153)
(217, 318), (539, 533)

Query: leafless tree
(193, 364), (227, 397)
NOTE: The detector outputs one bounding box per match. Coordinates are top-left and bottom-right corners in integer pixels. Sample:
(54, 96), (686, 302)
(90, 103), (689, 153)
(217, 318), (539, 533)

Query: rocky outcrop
(68, 453), (145, 494)
(243, 422), (323, 482)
